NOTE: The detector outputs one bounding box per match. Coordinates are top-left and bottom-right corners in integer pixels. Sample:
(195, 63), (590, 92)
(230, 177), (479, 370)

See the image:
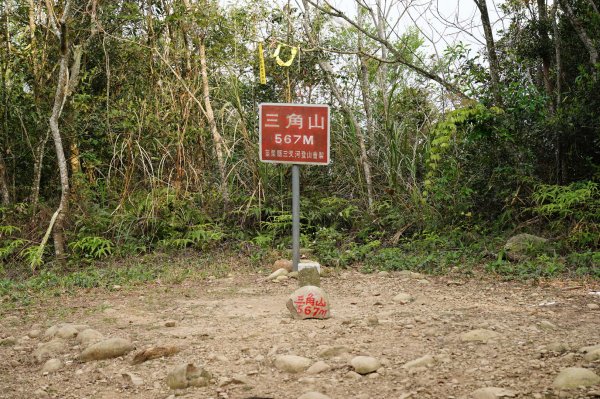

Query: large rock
(552, 367), (600, 389)
(286, 286), (331, 320)
(274, 355), (312, 373)
(472, 387), (517, 398)
(350, 356), (380, 375)
(76, 329), (104, 348)
(166, 363), (211, 389)
(79, 338), (134, 362)
(272, 259), (293, 273)
(32, 339), (67, 363)
(584, 349), (600, 362)
(44, 323), (89, 340)
(504, 233), (552, 261)
(460, 329), (500, 343)
(56, 324), (79, 340)
(580, 343), (600, 354)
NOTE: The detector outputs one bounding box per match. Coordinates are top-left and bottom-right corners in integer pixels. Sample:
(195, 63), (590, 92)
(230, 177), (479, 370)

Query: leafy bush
(69, 236), (114, 259)
(532, 181), (599, 249)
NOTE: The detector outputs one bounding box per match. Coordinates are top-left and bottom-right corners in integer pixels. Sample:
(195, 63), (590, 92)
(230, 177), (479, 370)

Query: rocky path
(1, 269), (599, 399)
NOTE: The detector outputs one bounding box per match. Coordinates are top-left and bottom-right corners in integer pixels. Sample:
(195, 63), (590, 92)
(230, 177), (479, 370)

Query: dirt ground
(1, 268), (599, 399)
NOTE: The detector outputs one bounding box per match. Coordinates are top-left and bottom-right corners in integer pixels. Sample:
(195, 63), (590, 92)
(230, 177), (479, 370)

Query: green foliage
(566, 251), (600, 277)
(485, 255), (566, 279)
(69, 236), (114, 259)
(21, 245), (45, 271)
(159, 223), (225, 250)
(532, 181), (599, 249)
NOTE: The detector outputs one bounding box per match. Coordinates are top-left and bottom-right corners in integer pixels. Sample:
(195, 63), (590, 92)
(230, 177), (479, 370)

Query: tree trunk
(0, 155), (9, 205)
(45, 1), (80, 260)
(49, 42), (71, 260)
(560, 0), (598, 66)
(357, 7), (376, 145)
(537, 0), (555, 112)
(552, 4), (563, 183)
(302, 0), (374, 208)
(199, 39), (229, 204)
(1, 2), (11, 205)
(474, 0), (502, 104)
(375, 0), (389, 118)
(31, 130), (50, 209)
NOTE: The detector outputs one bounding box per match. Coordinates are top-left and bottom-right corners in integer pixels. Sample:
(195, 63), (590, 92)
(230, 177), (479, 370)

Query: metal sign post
(292, 165), (300, 271)
(258, 103), (330, 272)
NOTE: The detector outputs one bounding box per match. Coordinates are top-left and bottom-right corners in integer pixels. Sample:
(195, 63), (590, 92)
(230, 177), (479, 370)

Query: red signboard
(259, 103), (330, 165)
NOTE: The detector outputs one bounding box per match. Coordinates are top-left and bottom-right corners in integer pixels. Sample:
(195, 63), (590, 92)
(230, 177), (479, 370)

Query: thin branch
(305, 0), (471, 100)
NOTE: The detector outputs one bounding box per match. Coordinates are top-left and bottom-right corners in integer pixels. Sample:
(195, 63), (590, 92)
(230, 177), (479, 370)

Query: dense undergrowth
(1, 178), (598, 309)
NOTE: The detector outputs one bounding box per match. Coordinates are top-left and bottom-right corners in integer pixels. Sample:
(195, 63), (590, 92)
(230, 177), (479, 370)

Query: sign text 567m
(259, 103), (330, 165)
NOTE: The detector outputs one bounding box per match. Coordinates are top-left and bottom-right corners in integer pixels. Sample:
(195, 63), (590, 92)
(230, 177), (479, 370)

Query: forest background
(0, 0), (598, 303)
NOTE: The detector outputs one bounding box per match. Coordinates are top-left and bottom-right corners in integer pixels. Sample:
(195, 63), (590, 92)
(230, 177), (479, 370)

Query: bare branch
(305, 0), (470, 100)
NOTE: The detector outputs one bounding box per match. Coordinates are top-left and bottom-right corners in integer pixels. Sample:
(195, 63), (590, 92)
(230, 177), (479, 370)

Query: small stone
(79, 338), (134, 362)
(546, 342), (570, 354)
(539, 320), (557, 330)
(286, 286), (331, 320)
(42, 358), (63, 374)
(588, 303), (600, 310)
(460, 329), (500, 343)
(402, 354), (435, 370)
(28, 329), (42, 339)
(350, 356), (380, 375)
(580, 344), (600, 354)
(584, 349), (600, 362)
(318, 346), (350, 359)
(298, 266), (320, 287)
(43, 325), (59, 340)
(553, 367), (600, 389)
(265, 268), (288, 281)
(166, 363), (211, 389)
(306, 361), (330, 374)
(272, 259), (293, 273)
(122, 372), (144, 386)
(274, 355), (312, 373)
(0, 336), (16, 346)
(397, 270), (424, 279)
(33, 389), (48, 398)
(165, 320), (177, 327)
(472, 387), (517, 398)
(76, 329), (104, 348)
(345, 371), (362, 380)
(298, 392), (331, 399)
(392, 293), (414, 304)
